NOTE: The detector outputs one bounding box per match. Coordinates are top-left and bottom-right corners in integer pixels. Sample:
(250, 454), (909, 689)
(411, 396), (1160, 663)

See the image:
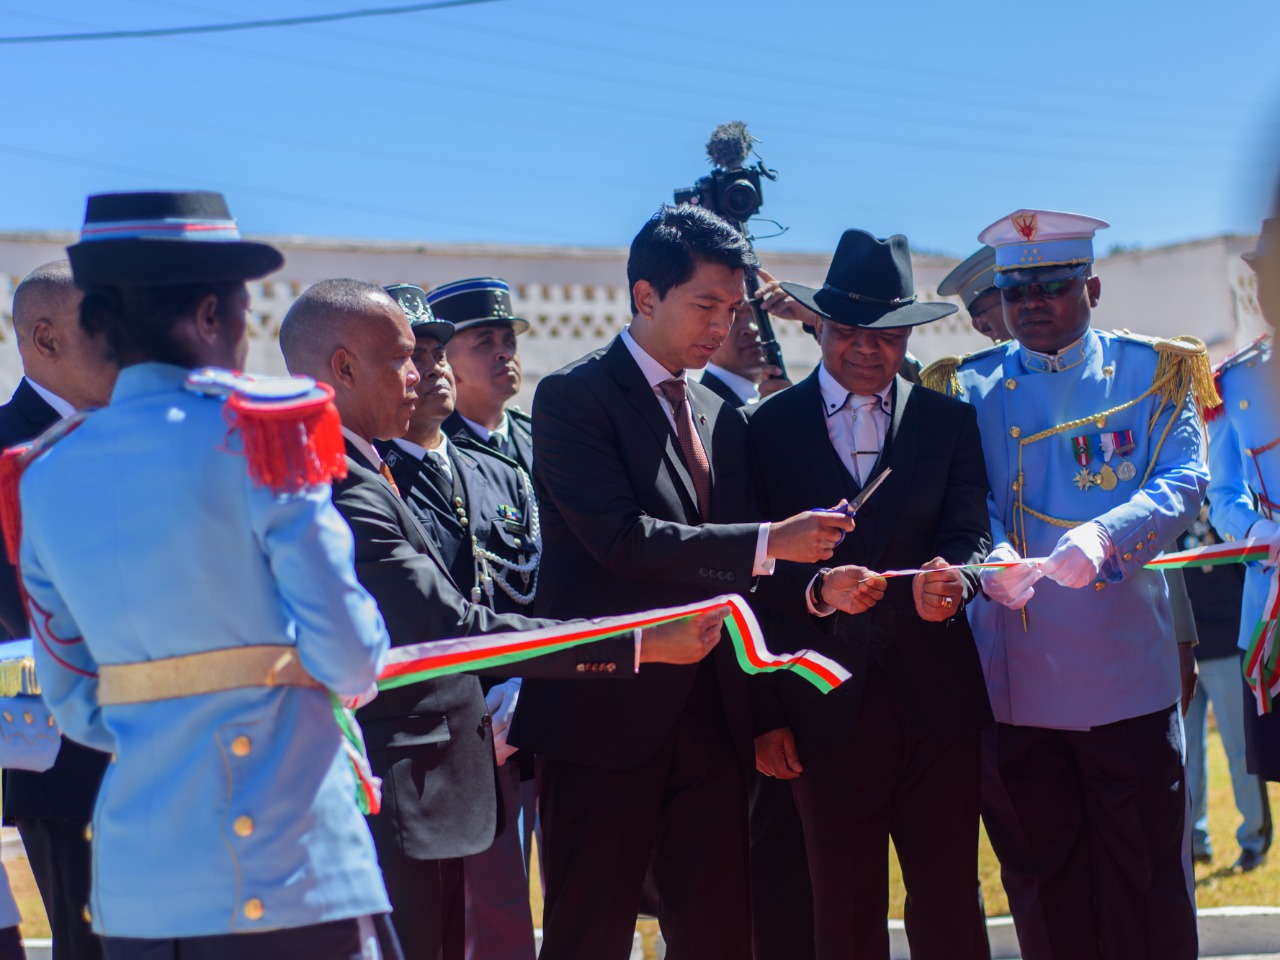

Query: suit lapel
(603, 338), (702, 515)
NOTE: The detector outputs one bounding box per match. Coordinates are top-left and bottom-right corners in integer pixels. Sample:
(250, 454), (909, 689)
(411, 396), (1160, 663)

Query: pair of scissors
(814, 467), (893, 546)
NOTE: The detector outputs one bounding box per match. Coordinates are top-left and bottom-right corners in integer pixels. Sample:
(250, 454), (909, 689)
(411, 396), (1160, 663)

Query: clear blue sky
(2, 0), (1279, 260)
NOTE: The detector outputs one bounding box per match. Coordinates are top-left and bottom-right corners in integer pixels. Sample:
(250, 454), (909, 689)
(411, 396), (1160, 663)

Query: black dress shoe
(1233, 849), (1268, 873)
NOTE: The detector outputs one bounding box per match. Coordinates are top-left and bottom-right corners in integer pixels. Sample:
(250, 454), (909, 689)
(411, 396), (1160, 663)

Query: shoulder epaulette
(919, 341), (1007, 397)
(1108, 327), (1162, 347)
(0, 412), (92, 564)
(508, 406), (532, 424)
(186, 367), (347, 494)
(1207, 334), (1271, 422)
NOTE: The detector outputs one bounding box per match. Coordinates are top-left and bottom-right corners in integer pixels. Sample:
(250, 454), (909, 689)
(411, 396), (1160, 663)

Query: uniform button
(1011, 480), (1021, 492)
(1241, 399), (1250, 410)
(231, 736), (252, 757)
(1135, 542), (1144, 551)
(1005, 379), (1017, 390)
(84, 824), (93, 842)
(46, 716), (55, 727)
(1094, 582), (1106, 591)
(2, 712), (11, 724)
(22, 712), (32, 725)
(1102, 365), (1114, 377)
(233, 816), (254, 838)
(718, 571), (727, 581)
(82, 906), (91, 924)
(1147, 532), (1156, 541)
(1009, 426), (1021, 439)
(243, 898), (265, 921)
(575, 663), (585, 673)
(1123, 552), (1133, 561)
(727, 572), (735, 582)
(699, 567), (708, 577)
(513, 538), (522, 548)
(606, 663), (616, 673)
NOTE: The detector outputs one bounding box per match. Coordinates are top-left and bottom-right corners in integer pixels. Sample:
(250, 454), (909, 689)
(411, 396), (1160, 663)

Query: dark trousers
(1243, 661), (1280, 782)
(791, 665), (985, 960)
(996, 705), (1197, 960)
(379, 855), (465, 960)
(979, 726), (1051, 960)
(102, 914), (402, 960)
(748, 773), (814, 960)
(16, 817), (101, 960)
(0, 926), (22, 960)
(536, 698), (750, 960)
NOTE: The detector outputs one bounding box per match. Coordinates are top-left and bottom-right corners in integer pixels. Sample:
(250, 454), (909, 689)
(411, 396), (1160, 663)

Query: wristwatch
(811, 567), (834, 608)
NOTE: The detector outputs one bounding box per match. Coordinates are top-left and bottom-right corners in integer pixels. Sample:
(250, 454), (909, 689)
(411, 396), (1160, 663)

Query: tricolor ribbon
(864, 538), (1280, 714)
(337, 594), (851, 813)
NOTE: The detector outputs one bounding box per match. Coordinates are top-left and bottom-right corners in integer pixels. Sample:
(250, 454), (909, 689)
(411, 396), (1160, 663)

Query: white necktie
(851, 397), (880, 485)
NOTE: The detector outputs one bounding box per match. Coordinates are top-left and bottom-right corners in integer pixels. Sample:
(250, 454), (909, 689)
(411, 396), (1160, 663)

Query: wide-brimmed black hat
(385, 284), (454, 344)
(426, 277), (530, 335)
(780, 230), (956, 328)
(67, 191), (283, 288)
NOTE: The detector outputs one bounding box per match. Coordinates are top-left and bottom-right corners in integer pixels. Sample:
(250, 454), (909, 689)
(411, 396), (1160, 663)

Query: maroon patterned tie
(659, 378), (711, 516)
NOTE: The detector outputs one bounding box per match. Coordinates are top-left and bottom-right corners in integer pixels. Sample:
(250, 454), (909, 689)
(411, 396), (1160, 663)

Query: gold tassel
(0, 656), (40, 697)
(1153, 336), (1220, 416)
(920, 356), (963, 397)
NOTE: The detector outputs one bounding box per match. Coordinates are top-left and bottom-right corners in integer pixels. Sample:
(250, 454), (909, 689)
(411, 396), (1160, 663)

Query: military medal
(1095, 433), (1118, 491)
(1114, 430), (1137, 481)
(1098, 463), (1118, 491)
(1071, 435), (1097, 490)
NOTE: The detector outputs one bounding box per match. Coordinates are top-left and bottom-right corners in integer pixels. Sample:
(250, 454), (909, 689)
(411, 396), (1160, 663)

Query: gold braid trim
(920, 356), (963, 397)
(0, 656), (39, 698)
(1153, 336), (1220, 414)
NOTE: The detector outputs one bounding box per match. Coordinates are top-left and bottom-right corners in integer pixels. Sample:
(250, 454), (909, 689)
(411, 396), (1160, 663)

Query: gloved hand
(486, 678), (522, 766)
(979, 543), (1042, 610)
(1040, 522), (1112, 589)
(1249, 519), (1280, 568)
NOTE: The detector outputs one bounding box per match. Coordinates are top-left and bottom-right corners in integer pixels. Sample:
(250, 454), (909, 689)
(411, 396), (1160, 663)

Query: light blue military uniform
(1208, 337), (1278, 650)
(19, 362), (392, 939)
(938, 331), (1208, 727)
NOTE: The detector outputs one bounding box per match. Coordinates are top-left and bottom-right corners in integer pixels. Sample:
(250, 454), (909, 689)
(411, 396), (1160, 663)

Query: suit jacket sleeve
(332, 472), (636, 680)
(935, 403), (993, 601)
(533, 371), (760, 586)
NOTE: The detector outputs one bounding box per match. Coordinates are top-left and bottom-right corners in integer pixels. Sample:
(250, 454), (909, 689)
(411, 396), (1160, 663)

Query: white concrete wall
(0, 231), (1258, 410)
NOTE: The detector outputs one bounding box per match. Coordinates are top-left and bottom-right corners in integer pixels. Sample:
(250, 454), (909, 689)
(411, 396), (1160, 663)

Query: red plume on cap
(224, 382), (348, 494)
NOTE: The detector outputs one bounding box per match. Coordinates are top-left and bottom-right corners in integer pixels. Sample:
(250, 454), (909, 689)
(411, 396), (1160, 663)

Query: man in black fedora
(748, 229), (994, 960)
(430, 278), (536, 475)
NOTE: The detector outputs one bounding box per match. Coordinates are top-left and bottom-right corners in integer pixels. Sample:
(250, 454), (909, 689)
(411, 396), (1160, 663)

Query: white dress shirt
(459, 411), (512, 452)
(701, 363), (760, 405)
(393, 434), (454, 482)
(620, 327), (773, 576)
(341, 427), (385, 472)
(25, 377), (75, 421)
(817, 363), (892, 483)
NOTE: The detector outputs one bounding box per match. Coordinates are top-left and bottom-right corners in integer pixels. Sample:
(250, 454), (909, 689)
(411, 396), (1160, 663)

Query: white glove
(341, 683), (379, 711)
(1040, 522), (1112, 589)
(979, 543), (1042, 610)
(486, 678), (522, 766)
(1250, 519), (1280, 568)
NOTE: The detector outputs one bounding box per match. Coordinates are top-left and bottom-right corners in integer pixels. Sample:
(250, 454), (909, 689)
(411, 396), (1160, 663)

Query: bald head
(11, 260), (116, 409)
(280, 278), (420, 443)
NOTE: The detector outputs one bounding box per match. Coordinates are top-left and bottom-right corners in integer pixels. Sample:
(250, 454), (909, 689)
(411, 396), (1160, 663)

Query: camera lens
(721, 178), (760, 220)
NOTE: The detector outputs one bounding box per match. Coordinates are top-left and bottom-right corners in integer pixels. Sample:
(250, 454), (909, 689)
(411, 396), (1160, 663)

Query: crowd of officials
(0, 188), (1276, 960)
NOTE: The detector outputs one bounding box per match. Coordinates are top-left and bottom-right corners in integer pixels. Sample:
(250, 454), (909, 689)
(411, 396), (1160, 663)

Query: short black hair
(626, 204), (758, 313)
(79, 281), (242, 367)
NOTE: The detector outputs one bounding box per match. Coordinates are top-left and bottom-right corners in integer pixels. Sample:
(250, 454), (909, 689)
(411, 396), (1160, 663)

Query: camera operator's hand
(767, 506), (855, 564)
(820, 565), (887, 615)
(638, 608), (728, 665)
(756, 268), (823, 326)
(757, 364), (792, 398)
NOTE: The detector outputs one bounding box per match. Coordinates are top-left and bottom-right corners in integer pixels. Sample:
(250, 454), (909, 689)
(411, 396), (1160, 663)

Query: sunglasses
(1000, 280), (1074, 302)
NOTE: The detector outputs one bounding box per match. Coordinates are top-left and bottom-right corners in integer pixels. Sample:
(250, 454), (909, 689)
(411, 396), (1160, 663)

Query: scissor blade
(849, 467), (892, 514)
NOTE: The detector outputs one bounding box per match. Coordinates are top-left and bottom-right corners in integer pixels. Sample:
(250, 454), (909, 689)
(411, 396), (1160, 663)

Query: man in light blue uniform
(1207, 217), (1280, 782)
(16, 191), (399, 960)
(922, 209), (1209, 960)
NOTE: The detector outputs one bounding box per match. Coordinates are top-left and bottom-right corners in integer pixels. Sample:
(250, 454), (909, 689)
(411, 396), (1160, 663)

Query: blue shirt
(942, 329), (1207, 729)
(19, 363), (392, 938)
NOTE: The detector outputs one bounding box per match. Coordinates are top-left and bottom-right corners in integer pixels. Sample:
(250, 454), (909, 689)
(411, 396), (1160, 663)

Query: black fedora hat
(384, 284), (455, 345)
(426, 277), (530, 335)
(67, 191), (283, 288)
(781, 230), (957, 328)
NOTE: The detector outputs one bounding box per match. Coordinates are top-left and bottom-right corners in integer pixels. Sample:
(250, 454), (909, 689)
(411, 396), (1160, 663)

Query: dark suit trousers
(748, 773), (814, 960)
(102, 914), (403, 960)
(995, 706), (1197, 960)
(536, 686), (750, 960)
(17, 817), (101, 960)
(379, 856), (465, 960)
(791, 665), (985, 960)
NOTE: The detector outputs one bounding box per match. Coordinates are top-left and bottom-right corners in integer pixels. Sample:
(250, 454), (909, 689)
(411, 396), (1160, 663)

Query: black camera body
(674, 164), (767, 228)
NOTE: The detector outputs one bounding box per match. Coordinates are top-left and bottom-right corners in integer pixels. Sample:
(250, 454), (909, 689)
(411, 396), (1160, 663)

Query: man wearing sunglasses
(922, 209), (1212, 960)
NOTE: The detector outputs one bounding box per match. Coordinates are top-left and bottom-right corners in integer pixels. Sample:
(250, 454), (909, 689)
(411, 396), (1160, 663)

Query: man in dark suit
(749, 230), (993, 960)
(278, 278), (726, 960)
(0, 260), (116, 960)
(508, 205), (856, 960)
(373, 284), (542, 960)
(432, 278), (536, 474)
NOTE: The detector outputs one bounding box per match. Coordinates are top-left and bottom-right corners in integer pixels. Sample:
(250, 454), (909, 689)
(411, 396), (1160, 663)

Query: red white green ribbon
(339, 594), (851, 813)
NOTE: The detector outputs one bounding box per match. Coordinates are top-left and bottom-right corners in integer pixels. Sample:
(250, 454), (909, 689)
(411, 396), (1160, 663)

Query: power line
(0, 0), (501, 44)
